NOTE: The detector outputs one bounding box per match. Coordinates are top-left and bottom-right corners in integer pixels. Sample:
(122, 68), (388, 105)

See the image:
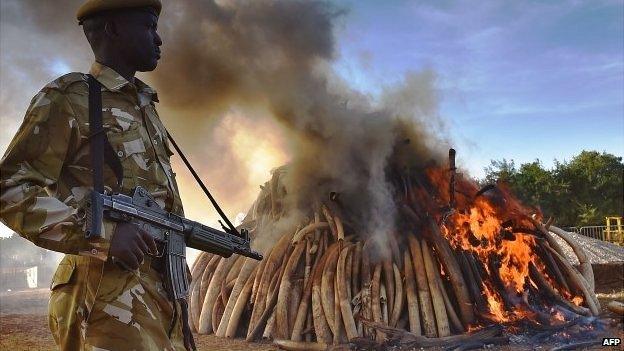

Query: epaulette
(42, 72), (88, 92)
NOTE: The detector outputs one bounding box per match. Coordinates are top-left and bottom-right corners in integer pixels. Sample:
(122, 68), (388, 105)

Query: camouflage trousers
(48, 255), (186, 351)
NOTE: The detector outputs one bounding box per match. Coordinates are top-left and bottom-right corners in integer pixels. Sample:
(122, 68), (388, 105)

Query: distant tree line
(482, 150), (623, 226)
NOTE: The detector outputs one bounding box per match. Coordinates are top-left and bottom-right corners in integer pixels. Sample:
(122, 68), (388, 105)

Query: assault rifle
(81, 186), (262, 300)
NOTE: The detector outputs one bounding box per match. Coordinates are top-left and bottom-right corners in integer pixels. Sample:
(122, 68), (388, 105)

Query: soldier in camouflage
(0, 0), (194, 350)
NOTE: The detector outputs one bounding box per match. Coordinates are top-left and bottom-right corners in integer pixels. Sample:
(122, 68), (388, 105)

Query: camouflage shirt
(0, 62), (183, 261)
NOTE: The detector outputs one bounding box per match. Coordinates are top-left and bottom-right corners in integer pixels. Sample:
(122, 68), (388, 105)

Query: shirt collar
(89, 62), (159, 102)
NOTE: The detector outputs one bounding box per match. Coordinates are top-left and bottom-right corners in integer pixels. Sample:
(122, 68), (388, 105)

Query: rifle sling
(87, 74), (123, 191)
(166, 132), (240, 237)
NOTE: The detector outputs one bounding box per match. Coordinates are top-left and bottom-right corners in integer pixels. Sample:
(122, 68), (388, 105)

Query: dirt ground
(0, 289), (622, 350)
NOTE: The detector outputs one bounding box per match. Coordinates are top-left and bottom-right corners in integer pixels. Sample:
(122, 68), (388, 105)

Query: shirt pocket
(106, 126), (151, 190)
(102, 107), (140, 133)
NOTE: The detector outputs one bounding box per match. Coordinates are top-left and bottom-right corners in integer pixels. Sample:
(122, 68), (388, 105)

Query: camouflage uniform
(0, 62), (186, 350)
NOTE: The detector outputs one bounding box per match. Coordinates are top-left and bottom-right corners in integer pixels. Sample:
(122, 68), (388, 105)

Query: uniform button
(117, 150), (124, 157)
(153, 139), (158, 145)
(91, 248), (98, 255)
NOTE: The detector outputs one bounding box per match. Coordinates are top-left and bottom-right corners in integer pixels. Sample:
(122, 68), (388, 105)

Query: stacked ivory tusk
(188, 219), (598, 345)
(187, 169), (599, 348)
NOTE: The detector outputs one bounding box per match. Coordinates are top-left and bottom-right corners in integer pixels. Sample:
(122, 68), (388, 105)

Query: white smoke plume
(1, 0), (450, 254)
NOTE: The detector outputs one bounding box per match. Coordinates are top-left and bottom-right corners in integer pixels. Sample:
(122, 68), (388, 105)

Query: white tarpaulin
(25, 266), (37, 288)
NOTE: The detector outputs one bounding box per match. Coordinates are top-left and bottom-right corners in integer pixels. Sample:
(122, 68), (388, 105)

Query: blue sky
(331, 0), (623, 176)
(0, 0), (621, 240)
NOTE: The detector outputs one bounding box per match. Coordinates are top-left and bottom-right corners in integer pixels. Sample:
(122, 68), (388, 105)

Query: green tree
(483, 150), (623, 226)
(553, 151), (623, 225)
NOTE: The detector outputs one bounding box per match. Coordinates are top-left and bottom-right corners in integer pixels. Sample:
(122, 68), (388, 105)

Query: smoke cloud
(1, 0), (449, 252)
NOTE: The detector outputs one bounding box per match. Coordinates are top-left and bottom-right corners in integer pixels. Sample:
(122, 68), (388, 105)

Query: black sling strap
(166, 133), (243, 238)
(87, 74), (124, 193)
(88, 74), (105, 194)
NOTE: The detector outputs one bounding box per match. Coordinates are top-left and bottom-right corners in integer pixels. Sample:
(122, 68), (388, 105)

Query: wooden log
(337, 245), (358, 341)
(549, 225), (594, 292)
(408, 235), (437, 337)
(424, 219), (475, 326)
(199, 255), (237, 334)
(225, 265), (258, 337)
(389, 263), (404, 328)
(403, 251), (421, 335)
(422, 240), (451, 337)
(276, 241), (307, 339)
(528, 262), (590, 317)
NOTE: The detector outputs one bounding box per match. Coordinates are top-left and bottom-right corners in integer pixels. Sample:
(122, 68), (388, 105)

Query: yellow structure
(604, 216), (624, 245)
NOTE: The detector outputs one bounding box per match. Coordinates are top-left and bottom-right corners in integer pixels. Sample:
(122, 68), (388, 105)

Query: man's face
(113, 9), (162, 72)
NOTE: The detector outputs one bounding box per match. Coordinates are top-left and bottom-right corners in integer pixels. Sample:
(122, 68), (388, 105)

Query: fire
(572, 296), (584, 306)
(426, 167), (542, 322)
(484, 284), (509, 322)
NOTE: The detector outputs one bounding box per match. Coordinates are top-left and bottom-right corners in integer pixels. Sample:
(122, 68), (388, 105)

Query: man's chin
(138, 60), (159, 72)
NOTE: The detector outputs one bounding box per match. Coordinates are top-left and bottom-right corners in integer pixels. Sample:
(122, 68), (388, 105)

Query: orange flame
(424, 168), (545, 322)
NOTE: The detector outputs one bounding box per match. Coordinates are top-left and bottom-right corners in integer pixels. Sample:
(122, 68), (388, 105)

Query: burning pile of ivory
(187, 151), (601, 349)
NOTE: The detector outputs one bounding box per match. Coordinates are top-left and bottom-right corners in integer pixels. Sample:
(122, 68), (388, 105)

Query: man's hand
(109, 222), (159, 270)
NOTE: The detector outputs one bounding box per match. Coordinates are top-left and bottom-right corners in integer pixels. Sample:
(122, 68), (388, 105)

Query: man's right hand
(109, 222), (159, 270)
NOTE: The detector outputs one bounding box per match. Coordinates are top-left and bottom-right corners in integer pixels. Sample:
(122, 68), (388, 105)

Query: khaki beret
(77, 0), (162, 21)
